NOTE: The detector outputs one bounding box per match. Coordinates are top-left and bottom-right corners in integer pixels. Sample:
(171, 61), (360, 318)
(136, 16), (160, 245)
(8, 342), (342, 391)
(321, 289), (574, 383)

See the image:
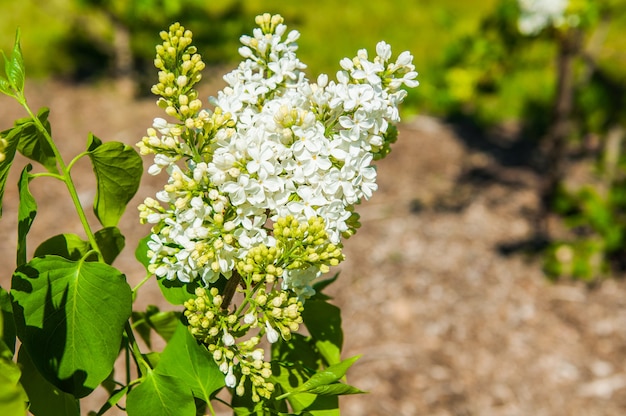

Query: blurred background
(2, 0), (626, 415)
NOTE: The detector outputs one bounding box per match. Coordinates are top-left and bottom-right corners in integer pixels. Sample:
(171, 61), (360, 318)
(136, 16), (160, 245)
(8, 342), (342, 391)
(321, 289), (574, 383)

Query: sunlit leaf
(5, 29), (25, 93)
(0, 286), (16, 355)
(17, 164), (36, 267)
(126, 368), (195, 416)
(15, 108), (57, 173)
(87, 134), (142, 227)
(34, 233), (93, 261)
(0, 126), (23, 217)
(11, 256), (132, 397)
(156, 323), (225, 401)
(302, 300), (342, 366)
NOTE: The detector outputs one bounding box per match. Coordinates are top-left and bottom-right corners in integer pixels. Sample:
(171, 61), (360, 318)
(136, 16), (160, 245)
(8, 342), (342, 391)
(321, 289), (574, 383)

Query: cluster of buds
(140, 14), (417, 399)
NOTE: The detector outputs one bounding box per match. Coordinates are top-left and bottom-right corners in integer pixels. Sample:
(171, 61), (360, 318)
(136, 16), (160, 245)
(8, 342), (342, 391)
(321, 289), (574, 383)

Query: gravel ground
(1, 81), (625, 415)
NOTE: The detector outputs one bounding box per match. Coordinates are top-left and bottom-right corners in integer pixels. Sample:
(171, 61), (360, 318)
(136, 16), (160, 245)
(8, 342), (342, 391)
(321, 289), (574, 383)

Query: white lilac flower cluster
(517, 0), (580, 35)
(138, 14), (418, 297)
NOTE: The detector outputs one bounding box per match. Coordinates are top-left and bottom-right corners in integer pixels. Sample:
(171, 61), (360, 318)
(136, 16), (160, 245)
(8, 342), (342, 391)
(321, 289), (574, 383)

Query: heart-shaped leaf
(156, 323), (225, 401)
(87, 134), (142, 227)
(126, 368), (195, 416)
(11, 256), (132, 397)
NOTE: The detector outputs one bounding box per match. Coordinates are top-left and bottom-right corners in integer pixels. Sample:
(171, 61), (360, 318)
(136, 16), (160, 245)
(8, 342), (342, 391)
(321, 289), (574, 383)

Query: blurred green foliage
(0, 0), (496, 94)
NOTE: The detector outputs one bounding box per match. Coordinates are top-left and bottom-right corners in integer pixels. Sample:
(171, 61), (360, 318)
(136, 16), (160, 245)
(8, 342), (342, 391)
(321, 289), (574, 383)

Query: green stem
(124, 321), (149, 377)
(132, 273), (152, 300)
(17, 95), (103, 258)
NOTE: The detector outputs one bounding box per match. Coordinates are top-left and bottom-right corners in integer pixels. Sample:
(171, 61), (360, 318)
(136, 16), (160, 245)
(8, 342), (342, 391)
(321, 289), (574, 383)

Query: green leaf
(94, 386), (128, 416)
(17, 347), (79, 416)
(311, 273), (339, 300)
(94, 227), (125, 264)
(5, 29), (25, 93)
(270, 362), (339, 415)
(302, 300), (343, 366)
(0, 74), (11, 96)
(11, 256), (132, 397)
(0, 368), (27, 416)
(34, 233), (93, 261)
(155, 323), (225, 402)
(157, 277), (201, 305)
(132, 305), (180, 349)
(87, 134), (142, 227)
(0, 342), (28, 416)
(15, 108), (58, 174)
(306, 383), (364, 396)
(126, 369), (195, 416)
(135, 235), (152, 272)
(34, 227), (125, 265)
(17, 164), (36, 267)
(0, 286), (16, 355)
(0, 126), (22, 217)
(275, 356), (360, 400)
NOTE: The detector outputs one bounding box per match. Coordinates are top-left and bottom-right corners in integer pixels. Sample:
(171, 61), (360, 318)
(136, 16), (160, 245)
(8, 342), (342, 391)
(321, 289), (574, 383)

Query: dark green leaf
(15, 108), (58, 173)
(17, 165), (36, 267)
(34, 233), (93, 261)
(132, 306), (180, 349)
(11, 256), (132, 397)
(17, 347), (79, 416)
(95, 227), (125, 264)
(126, 369), (195, 416)
(157, 276), (201, 305)
(0, 286), (16, 355)
(302, 300), (342, 366)
(311, 273), (339, 300)
(34, 227), (125, 265)
(156, 323), (224, 401)
(87, 134), (142, 227)
(0, 126), (22, 217)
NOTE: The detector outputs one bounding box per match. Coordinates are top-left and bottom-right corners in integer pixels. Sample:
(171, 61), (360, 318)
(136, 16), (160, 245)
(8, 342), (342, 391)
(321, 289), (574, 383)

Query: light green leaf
(11, 256), (132, 398)
(155, 323), (225, 401)
(34, 227), (125, 265)
(135, 235), (151, 272)
(302, 300), (342, 366)
(0, 367), (28, 416)
(0, 75), (11, 96)
(15, 108), (58, 174)
(17, 347), (79, 416)
(306, 383), (364, 396)
(275, 356), (360, 400)
(0, 126), (23, 217)
(5, 29), (25, 93)
(17, 164), (36, 267)
(270, 362), (339, 415)
(126, 369), (195, 416)
(34, 233), (93, 261)
(0, 286), (16, 355)
(87, 134), (142, 227)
